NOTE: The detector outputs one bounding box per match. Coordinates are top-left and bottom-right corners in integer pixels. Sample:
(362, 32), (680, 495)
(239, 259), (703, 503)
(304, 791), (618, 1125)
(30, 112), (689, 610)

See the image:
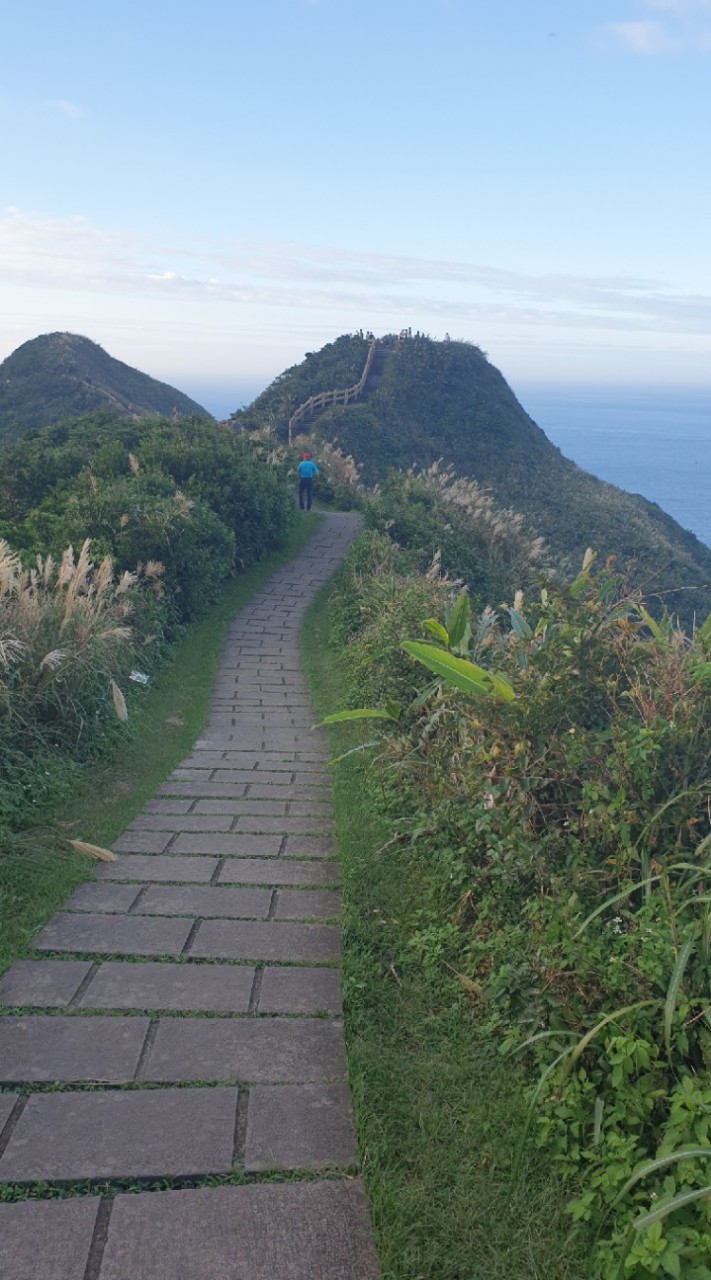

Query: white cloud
(605, 20), (681, 52)
(2, 207), (711, 345)
(604, 1), (711, 51)
(643, 0), (711, 11)
(49, 99), (86, 119)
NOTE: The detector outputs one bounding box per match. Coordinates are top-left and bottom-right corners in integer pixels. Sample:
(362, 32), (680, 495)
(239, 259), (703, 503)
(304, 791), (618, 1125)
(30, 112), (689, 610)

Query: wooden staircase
(287, 335), (397, 445)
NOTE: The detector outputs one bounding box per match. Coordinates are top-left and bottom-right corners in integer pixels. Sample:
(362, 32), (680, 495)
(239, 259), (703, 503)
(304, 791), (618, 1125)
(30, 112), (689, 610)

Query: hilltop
(0, 333), (213, 445)
(233, 333), (711, 622)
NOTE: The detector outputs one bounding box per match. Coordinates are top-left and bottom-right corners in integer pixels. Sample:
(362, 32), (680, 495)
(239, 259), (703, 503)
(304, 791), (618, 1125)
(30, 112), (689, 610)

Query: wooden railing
(287, 338), (379, 445)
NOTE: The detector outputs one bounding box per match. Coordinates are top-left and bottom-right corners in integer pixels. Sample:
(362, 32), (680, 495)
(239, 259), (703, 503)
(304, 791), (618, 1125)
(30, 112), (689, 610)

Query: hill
(0, 332), (213, 444)
(233, 332), (711, 623)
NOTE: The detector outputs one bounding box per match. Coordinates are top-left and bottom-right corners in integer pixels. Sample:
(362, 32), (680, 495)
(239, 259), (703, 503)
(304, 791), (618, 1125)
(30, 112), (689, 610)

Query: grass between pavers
(0, 515), (322, 979)
(300, 581), (587, 1280)
(17, 952), (340, 968)
(3, 1074), (347, 1098)
(0, 1166), (358, 1204)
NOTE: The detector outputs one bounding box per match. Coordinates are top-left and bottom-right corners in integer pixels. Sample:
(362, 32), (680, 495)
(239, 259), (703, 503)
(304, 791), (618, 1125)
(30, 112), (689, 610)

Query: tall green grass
(300, 580), (586, 1280)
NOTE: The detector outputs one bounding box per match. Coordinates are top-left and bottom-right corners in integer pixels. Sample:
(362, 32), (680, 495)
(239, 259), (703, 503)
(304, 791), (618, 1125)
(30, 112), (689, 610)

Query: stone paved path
(0, 512), (381, 1280)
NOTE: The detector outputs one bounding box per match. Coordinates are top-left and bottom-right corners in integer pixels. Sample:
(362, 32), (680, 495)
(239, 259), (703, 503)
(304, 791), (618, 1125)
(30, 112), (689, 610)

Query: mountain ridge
(0, 332), (213, 444)
(233, 332), (711, 623)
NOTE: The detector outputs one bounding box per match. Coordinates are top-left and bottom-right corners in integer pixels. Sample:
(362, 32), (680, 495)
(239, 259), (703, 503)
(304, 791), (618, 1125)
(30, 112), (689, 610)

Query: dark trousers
(299, 477), (314, 510)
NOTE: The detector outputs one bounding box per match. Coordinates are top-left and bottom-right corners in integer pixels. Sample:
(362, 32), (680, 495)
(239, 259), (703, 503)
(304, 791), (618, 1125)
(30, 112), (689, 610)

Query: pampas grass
(67, 839), (117, 862)
(0, 537), (163, 766)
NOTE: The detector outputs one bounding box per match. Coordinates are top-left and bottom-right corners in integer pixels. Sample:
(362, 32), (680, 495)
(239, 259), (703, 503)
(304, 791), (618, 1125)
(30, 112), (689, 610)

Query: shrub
(0, 538), (166, 828)
(0, 413), (296, 624)
(22, 471), (235, 623)
(135, 421), (295, 564)
(365, 466), (546, 606)
(328, 538), (711, 1276)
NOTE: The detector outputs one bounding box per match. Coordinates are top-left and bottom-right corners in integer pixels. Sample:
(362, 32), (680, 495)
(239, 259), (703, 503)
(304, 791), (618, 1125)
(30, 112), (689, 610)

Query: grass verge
(300, 577), (588, 1280)
(0, 514), (321, 977)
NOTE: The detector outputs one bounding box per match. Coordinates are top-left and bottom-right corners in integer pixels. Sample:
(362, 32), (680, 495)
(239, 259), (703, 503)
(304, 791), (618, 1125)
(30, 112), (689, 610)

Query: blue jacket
(298, 460), (319, 479)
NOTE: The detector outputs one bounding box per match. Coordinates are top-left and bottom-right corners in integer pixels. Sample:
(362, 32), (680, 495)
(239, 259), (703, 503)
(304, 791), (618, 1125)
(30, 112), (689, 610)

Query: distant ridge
(0, 332), (213, 445)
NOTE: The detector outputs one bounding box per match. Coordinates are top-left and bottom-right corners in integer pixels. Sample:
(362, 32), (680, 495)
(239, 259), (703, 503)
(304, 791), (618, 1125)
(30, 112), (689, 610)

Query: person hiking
(297, 452), (319, 510)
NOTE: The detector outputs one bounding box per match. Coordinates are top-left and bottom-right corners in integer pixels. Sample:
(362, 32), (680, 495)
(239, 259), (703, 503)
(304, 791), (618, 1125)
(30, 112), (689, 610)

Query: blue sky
(2, 0), (711, 415)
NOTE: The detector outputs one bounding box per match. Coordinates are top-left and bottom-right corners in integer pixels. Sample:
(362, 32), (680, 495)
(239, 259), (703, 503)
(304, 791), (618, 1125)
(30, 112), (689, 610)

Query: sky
(2, 0), (711, 417)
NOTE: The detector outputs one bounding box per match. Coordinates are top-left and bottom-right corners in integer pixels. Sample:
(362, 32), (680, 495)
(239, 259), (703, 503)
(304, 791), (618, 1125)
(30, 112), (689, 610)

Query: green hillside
(233, 332), (371, 430)
(0, 332), (213, 445)
(235, 333), (711, 623)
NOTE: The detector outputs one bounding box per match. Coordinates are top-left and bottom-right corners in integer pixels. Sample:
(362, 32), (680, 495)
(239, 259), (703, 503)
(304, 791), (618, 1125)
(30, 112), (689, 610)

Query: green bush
(135, 421), (294, 564)
(327, 530), (448, 709)
(0, 538), (166, 830)
(0, 412), (297, 832)
(327, 538), (711, 1276)
(365, 468), (546, 607)
(0, 413), (295, 624)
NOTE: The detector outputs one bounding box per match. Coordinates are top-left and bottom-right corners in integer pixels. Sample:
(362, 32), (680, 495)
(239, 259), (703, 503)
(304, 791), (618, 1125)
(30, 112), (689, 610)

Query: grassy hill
(0, 332), (213, 445)
(232, 333), (371, 431)
(235, 333), (711, 623)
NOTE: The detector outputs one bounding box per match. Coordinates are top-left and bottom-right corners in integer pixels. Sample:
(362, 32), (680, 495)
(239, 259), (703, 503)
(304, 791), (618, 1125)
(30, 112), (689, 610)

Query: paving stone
(135, 885), (271, 918)
(275, 719), (316, 730)
(98, 1179), (378, 1279)
(0, 1091), (18, 1131)
(288, 801), (334, 818)
(233, 814), (333, 835)
(170, 767), (216, 781)
(0, 1016), (148, 1082)
(188, 738), (236, 753)
(261, 724), (309, 738)
(261, 752), (322, 762)
(248, 783), (331, 802)
(64, 882), (142, 914)
(193, 798), (288, 815)
(171, 832), (282, 857)
(177, 752), (228, 768)
(203, 769), (288, 786)
(0, 959), (93, 1007)
(0, 1198), (100, 1280)
(274, 889), (341, 920)
(217, 857), (340, 886)
(290, 774), (332, 790)
(280, 757), (328, 771)
(33, 912), (193, 956)
(80, 961), (254, 1012)
(112, 830), (172, 854)
(94, 854), (218, 882)
(258, 967), (342, 1014)
(0, 1087), (238, 1182)
(143, 797), (194, 814)
(283, 834), (337, 859)
(158, 780), (249, 798)
(206, 735), (263, 751)
(189, 920), (340, 963)
(245, 1083), (357, 1171)
(143, 1017), (346, 1083)
(126, 813), (233, 833)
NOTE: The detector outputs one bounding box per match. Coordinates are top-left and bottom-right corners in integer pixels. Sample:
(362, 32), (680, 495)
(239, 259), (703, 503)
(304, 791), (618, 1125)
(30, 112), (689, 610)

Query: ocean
(516, 385), (711, 551)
